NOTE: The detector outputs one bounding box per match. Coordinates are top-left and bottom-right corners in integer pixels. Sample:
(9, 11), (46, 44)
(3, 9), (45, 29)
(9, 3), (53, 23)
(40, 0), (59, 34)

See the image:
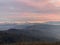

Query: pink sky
(15, 0), (60, 23)
(0, 0), (60, 23)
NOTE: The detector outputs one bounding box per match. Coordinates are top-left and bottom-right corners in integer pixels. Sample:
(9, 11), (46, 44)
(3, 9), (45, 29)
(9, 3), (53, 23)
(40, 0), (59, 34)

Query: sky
(0, 0), (60, 24)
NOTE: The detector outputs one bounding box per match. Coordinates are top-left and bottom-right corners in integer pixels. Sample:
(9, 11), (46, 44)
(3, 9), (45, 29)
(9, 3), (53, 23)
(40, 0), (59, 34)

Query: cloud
(1, 12), (59, 21)
(0, 0), (41, 14)
(0, 12), (60, 23)
(15, 0), (60, 14)
(0, 0), (60, 23)
(0, 0), (60, 14)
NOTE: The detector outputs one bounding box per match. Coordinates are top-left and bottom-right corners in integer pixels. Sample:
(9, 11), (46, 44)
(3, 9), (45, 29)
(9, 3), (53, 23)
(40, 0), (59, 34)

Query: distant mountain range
(0, 23), (33, 30)
(0, 23), (60, 43)
(45, 21), (60, 25)
(0, 21), (60, 30)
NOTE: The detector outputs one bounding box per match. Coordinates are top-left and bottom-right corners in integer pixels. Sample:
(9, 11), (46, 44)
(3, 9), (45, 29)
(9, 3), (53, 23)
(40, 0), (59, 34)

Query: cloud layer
(0, 0), (60, 23)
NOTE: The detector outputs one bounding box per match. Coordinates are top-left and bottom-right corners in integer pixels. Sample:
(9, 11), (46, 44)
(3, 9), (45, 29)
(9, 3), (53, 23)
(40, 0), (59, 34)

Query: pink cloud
(7, 12), (60, 20)
(0, 0), (60, 23)
(4, 12), (60, 22)
(16, 0), (55, 10)
(0, 12), (60, 23)
(22, 12), (60, 22)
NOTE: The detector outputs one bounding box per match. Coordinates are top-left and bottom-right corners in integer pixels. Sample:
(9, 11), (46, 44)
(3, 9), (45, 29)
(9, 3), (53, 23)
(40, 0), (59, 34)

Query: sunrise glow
(49, 0), (60, 7)
(0, 0), (60, 24)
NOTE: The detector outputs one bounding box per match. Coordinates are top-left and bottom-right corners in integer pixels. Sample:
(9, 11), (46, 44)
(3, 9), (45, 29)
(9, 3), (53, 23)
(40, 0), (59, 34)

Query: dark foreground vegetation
(0, 29), (60, 45)
(0, 42), (60, 45)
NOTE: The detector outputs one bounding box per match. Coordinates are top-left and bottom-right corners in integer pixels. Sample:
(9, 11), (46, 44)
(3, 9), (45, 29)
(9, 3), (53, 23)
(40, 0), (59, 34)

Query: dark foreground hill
(1, 42), (60, 45)
(0, 28), (59, 44)
(0, 23), (60, 44)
